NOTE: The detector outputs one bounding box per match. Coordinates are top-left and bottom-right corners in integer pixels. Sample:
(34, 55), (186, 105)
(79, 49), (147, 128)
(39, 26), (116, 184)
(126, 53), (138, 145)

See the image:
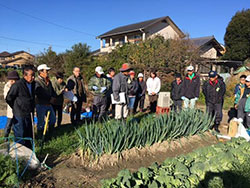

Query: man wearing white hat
(88, 66), (111, 122)
(237, 75), (250, 127)
(35, 64), (56, 137)
(134, 73), (147, 113)
(180, 65), (200, 109)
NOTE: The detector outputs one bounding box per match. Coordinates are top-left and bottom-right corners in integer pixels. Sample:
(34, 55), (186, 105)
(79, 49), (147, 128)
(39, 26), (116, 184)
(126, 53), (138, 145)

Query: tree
(36, 47), (65, 74)
(224, 9), (250, 61)
(64, 43), (92, 78)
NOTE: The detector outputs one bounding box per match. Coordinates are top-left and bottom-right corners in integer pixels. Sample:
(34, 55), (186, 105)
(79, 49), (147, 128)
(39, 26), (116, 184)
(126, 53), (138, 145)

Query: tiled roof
(97, 16), (184, 38)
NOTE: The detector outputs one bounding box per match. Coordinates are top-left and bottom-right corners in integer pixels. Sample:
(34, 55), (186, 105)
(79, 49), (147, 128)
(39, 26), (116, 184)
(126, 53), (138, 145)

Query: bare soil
(21, 132), (218, 188)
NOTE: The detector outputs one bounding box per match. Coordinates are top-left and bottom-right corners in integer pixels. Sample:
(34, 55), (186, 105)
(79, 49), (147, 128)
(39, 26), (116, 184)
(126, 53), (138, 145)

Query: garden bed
(21, 131), (218, 188)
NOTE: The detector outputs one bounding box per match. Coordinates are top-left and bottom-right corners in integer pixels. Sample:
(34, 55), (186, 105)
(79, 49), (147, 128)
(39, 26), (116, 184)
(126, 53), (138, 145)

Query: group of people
(3, 62), (250, 148)
(170, 65), (226, 132)
(3, 63), (162, 148)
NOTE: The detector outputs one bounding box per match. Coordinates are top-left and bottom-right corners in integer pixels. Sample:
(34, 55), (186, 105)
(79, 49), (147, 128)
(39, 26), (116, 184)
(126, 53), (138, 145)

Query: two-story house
(94, 16), (242, 77)
(0, 51), (34, 68)
(96, 16), (185, 54)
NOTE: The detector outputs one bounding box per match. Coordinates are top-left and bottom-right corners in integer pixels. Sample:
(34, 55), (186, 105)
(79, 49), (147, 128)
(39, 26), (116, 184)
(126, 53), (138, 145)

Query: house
(190, 36), (243, 80)
(0, 51), (34, 68)
(96, 16), (185, 54)
(94, 16), (242, 77)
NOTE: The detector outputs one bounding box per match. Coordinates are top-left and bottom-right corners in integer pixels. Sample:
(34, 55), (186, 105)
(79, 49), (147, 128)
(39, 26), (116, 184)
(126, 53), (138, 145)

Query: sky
(0, 0), (249, 55)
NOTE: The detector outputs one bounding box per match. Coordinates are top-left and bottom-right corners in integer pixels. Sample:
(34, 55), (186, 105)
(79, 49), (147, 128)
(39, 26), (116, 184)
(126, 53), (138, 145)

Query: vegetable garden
(0, 109), (250, 187)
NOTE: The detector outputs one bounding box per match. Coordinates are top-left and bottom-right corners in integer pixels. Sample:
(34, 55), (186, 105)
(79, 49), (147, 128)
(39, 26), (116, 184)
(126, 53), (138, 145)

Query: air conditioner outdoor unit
(157, 92), (172, 108)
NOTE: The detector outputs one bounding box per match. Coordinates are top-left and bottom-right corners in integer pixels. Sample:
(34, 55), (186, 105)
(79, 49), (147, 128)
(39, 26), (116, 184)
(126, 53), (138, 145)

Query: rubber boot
(214, 123), (220, 133)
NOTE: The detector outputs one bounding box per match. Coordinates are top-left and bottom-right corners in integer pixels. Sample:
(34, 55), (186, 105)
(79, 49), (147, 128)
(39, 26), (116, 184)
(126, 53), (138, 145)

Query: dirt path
(23, 132), (218, 188)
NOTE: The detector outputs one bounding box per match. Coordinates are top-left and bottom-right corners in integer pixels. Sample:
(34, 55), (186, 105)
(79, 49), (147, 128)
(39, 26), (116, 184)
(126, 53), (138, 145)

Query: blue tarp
(0, 116), (38, 129)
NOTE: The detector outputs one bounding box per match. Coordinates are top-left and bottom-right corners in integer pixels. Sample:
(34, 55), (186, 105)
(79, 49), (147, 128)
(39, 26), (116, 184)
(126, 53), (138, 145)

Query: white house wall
(200, 46), (217, 59)
(147, 22), (180, 39)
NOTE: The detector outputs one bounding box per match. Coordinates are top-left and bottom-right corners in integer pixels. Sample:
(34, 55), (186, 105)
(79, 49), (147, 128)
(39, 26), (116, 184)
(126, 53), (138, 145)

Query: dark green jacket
(88, 75), (111, 97)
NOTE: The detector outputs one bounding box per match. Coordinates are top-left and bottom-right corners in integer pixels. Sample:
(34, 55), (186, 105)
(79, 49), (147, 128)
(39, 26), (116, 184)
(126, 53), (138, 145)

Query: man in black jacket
(35, 64), (56, 135)
(202, 71), (226, 132)
(6, 66), (35, 149)
(171, 73), (183, 112)
(181, 65), (200, 109)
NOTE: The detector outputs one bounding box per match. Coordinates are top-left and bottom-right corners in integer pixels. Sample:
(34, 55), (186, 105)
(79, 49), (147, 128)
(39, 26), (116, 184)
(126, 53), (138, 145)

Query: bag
(111, 92), (126, 104)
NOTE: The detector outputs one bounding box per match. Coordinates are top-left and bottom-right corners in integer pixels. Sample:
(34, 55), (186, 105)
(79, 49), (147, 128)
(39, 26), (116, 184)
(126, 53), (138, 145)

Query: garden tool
(40, 111), (50, 151)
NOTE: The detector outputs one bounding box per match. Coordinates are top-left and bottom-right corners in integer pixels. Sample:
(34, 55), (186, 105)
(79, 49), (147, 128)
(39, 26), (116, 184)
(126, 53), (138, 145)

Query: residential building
(96, 16), (185, 54)
(0, 51), (34, 68)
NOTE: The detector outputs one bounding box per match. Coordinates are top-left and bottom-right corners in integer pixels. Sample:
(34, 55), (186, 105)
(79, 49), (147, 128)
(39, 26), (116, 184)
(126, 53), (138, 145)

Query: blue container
(247, 130), (250, 136)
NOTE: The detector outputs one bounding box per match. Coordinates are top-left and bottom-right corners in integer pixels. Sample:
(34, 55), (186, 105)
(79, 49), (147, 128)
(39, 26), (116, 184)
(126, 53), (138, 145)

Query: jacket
(67, 75), (86, 102)
(171, 80), (183, 101)
(35, 76), (56, 105)
(106, 74), (114, 96)
(3, 82), (13, 118)
(51, 79), (65, 105)
(6, 78), (35, 118)
(112, 72), (128, 101)
(202, 79), (226, 104)
(146, 77), (161, 95)
(88, 74), (111, 97)
(137, 80), (147, 96)
(128, 78), (139, 97)
(181, 73), (200, 99)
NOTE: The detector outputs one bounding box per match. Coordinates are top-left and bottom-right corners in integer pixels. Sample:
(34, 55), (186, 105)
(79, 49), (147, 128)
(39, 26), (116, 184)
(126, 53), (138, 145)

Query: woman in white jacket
(146, 71), (161, 113)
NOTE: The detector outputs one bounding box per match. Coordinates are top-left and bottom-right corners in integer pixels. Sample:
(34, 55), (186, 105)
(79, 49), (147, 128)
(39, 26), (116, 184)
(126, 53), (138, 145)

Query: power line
(0, 3), (96, 37)
(0, 36), (68, 48)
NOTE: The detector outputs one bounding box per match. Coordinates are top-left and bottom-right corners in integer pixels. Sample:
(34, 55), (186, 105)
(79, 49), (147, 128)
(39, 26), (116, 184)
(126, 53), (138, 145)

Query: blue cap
(208, 71), (217, 78)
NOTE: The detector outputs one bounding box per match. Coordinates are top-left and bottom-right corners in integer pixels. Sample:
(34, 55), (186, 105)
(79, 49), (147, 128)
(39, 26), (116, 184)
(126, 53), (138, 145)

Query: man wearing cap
(52, 72), (66, 127)
(171, 73), (183, 112)
(134, 73), (147, 113)
(3, 71), (20, 138)
(180, 65), (200, 109)
(112, 63), (131, 120)
(6, 66), (35, 148)
(237, 75), (250, 127)
(67, 67), (87, 125)
(35, 64), (56, 136)
(88, 66), (111, 122)
(202, 71), (226, 132)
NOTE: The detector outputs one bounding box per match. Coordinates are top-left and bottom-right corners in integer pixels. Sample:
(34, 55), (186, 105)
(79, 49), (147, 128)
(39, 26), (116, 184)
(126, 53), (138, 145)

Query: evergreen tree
(224, 9), (250, 61)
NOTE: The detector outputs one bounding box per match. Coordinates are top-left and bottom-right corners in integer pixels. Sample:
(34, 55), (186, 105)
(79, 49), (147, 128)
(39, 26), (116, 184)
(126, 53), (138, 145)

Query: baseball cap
(37, 64), (51, 71)
(138, 73), (144, 78)
(95, 66), (104, 75)
(186, 65), (194, 71)
(208, 71), (217, 78)
(246, 75), (250, 82)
